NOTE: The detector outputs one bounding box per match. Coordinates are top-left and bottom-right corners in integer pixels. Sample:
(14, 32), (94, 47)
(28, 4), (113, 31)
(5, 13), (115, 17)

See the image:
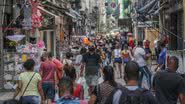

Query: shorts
(85, 75), (99, 86)
(114, 58), (122, 63)
(42, 82), (55, 100)
(21, 96), (39, 104)
(123, 58), (129, 63)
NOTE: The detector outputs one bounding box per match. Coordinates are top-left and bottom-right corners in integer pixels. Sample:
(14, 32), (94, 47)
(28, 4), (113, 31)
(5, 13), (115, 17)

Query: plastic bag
(54, 90), (59, 102)
(98, 76), (104, 84)
(77, 77), (86, 85)
(142, 76), (149, 90)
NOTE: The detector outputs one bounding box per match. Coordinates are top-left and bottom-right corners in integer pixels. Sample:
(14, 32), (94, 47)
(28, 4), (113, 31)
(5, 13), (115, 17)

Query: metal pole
(0, 0), (5, 88)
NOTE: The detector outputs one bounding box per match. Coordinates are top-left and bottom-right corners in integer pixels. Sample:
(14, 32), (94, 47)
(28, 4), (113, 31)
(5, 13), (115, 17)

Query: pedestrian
(75, 48), (87, 78)
(144, 40), (152, 70)
(113, 44), (122, 78)
(121, 45), (131, 64)
(153, 56), (185, 104)
(80, 45), (102, 95)
(39, 53), (57, 104)
(13, 59), (44, 104)
(48, 52), (63, 82)
(106, 47), (112, 65)
(155, 42), (167, 71)
(89, 66), (120, 104)
(63, 52), (73, 66)
(105, 61), (158, 104)
(64, 66), (84, 100)
(56, 77), (80, 104)
(133, 41), (152, 89)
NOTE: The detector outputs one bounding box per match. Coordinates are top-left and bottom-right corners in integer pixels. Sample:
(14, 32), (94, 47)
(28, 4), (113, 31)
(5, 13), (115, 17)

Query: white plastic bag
(77, 77), (86, 85)
(142, 76), (149, 90)
(98, 76), (104, 84)
(54, 90), (59, 101)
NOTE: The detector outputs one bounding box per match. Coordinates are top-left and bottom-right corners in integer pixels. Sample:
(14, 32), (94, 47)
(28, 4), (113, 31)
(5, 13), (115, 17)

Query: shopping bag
(77, 77), (86, 85)
(98, 76), (104, 84)
(142, 76), (149, 90)
(54, 90), (59, 102)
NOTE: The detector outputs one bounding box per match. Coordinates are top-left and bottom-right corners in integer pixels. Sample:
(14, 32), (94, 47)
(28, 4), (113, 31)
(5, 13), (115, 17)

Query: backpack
(105, 87), (150, 104)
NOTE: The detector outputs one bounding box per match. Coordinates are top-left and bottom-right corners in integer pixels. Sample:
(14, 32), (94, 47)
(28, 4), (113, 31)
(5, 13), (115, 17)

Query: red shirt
(40, 60), (56, 83)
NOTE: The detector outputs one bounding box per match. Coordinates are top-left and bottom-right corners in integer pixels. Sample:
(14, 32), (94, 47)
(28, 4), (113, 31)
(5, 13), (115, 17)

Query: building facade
(159, 0), (184, 50)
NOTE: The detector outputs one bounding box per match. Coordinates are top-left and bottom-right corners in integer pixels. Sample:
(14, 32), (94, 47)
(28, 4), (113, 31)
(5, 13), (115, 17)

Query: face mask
(89, 48), (95, 52)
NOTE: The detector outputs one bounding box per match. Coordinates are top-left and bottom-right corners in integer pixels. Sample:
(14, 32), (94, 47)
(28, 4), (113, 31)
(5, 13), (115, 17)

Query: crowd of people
(3, 35), (185, 104)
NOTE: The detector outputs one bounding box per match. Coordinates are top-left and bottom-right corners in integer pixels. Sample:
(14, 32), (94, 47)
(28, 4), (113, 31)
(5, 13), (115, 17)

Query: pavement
(0, 91), (14, 104)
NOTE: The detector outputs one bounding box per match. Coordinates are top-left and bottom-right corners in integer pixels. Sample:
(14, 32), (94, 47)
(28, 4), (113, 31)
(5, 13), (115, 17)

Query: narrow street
(0, 0), (185, 104)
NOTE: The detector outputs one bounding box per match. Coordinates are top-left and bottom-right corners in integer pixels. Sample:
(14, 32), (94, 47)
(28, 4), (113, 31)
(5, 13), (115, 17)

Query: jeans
(138, 66), (152, 89)
(22, 96), (39, 104)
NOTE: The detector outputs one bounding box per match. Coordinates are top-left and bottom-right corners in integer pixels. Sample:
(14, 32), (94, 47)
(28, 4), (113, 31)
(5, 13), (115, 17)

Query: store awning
(65, 11), (76, 19)
(70, 9), (82, 19)
(38, 6), (59, 17)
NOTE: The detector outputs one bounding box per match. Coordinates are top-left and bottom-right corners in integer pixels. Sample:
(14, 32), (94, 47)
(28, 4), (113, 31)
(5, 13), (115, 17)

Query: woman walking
(13, 59), (44, 104)
(89, 66), (121, 104)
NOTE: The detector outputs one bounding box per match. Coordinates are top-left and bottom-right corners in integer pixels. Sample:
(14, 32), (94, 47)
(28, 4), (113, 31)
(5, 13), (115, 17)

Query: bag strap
(21, 72), (36, 96)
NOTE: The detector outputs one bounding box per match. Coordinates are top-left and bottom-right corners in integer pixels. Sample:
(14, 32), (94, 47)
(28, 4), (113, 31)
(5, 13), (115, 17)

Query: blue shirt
(158, 48), (167, 65)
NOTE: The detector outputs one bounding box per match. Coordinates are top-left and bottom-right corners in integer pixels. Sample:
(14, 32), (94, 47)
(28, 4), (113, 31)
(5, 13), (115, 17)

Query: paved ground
(0, 92), (14, 104)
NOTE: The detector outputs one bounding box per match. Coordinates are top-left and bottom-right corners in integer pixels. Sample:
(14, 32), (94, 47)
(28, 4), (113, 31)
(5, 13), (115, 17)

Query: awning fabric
(70, 9), (81, 18)
(65, 9), (82, 19)
(65, 11), (76, 19)
(38, 6), (59, 17)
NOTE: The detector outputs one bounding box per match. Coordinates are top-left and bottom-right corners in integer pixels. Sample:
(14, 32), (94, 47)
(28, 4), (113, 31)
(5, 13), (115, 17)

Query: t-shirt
(158, 48), (167, 69)
(40, 60), (56, 82)
(19, 72), (41, 96)
(114, 49), (121, 58)
(82, 53), (101, 76)
(75, 55), (83, 65)
(153, 70), (185, 104)
(134, 47), (146, 67)
(63, 59), (73, 66)
(92, 82), (116, 104)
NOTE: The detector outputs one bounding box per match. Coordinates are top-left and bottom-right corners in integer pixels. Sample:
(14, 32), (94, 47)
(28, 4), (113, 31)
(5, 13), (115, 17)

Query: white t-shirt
(75, 54), (82, 64)
(63, 59), (73, 65)
(114, 49), (121, 58)
(133, 47), (146, 67)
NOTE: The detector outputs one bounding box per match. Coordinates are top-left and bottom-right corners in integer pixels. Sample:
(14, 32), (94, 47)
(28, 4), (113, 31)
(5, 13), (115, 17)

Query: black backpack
(104, 87), (150, 104)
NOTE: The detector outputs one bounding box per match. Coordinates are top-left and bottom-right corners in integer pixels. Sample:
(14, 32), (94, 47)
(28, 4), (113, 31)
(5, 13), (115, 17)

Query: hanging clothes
(22, 1), (32, 30)
(30, 0), (42, 28)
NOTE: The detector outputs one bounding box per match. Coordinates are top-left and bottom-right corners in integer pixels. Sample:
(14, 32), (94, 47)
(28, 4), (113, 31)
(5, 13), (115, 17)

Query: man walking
(133, 41), (152, 89)
(40, 53), (57, 104)
(105, 61), (157, 104)
(153, 56), (185, 104)
(81, 45), (102, 95)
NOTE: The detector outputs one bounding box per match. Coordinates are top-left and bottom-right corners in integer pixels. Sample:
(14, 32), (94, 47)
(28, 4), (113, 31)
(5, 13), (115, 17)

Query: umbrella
(6, 35), (25, 42)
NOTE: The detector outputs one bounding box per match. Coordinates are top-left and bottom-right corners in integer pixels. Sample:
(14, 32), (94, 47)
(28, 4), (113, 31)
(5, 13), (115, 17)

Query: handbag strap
(21, 72), (36, 96)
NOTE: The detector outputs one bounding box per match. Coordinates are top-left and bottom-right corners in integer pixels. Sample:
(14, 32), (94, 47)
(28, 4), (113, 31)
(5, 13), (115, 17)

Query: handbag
(19, 72), (36, 104)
